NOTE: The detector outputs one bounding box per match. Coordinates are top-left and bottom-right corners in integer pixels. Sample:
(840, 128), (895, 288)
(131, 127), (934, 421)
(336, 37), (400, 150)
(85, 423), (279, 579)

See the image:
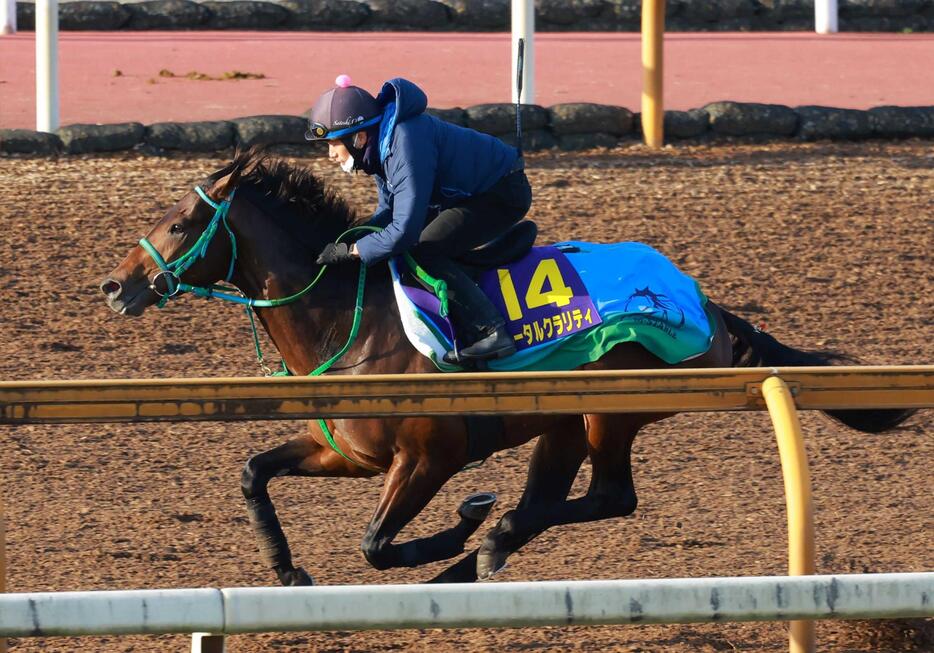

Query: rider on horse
(306, 75), (532, 363)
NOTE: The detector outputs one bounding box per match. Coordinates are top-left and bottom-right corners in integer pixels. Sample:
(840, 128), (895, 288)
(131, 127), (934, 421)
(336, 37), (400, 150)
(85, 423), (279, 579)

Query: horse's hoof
(476, 550), (508, 581)
(458, 492), (497, 522)
(277, 566), (315, 586)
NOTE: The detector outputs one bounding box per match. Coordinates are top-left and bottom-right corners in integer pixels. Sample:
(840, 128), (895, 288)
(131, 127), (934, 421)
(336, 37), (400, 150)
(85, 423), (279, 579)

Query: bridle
(138, 186), (238, 306)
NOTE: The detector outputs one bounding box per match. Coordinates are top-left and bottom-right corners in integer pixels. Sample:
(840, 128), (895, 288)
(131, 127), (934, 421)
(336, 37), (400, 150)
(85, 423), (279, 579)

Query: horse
(100, 149), (915, 586)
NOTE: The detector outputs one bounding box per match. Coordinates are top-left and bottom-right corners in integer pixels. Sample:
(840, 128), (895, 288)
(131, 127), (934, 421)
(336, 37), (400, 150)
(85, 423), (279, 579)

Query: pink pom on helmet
(335, 74), (353, 88)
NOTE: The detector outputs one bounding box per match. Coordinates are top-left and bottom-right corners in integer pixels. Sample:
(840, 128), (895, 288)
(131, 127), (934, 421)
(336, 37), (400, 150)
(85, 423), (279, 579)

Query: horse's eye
(169, 223), (184, 234)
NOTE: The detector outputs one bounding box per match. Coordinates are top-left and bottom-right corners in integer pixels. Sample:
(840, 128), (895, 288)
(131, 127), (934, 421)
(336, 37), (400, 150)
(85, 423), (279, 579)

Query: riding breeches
(411, 169), (533, 339)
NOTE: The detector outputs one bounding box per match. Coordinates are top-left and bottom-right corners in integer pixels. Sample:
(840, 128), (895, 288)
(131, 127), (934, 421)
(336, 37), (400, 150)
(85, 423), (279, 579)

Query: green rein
(138, 185), (448, 470)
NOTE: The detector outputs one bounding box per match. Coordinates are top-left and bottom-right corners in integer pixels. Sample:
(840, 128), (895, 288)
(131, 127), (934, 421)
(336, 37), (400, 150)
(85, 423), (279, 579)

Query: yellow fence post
(641, 0), (665, 148)
(762, 375), (816, 653)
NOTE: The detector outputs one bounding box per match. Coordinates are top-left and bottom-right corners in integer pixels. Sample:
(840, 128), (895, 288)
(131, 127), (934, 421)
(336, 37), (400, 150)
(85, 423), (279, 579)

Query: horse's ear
(206, 169), (241, 201)
(207, 156), (264, 201)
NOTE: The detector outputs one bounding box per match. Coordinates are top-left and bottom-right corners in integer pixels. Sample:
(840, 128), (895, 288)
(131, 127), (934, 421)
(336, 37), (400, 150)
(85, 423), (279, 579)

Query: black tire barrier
(11, 0), (934, 32)
(3, 102), (933, 156)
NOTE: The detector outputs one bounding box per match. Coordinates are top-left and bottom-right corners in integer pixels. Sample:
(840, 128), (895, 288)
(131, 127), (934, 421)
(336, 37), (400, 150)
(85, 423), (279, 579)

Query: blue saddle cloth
(390, 241), (716, 371)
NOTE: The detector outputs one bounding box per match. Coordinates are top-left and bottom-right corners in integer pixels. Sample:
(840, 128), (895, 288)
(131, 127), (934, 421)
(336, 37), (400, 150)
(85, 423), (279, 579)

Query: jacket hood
(377, 78), (428, 121)
(376, 78), (428, 162)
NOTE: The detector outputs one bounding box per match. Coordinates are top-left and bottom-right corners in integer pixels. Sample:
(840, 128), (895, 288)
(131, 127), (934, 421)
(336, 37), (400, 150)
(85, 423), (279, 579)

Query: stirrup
(446, 328), (516, 363)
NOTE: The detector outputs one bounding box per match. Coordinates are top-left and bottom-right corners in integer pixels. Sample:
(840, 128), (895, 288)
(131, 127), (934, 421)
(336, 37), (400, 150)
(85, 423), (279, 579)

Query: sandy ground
(0, 140), (932, 652)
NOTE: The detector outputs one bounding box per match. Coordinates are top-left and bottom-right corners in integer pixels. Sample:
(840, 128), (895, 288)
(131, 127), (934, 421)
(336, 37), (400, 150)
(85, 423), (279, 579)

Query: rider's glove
(316, 242), (354, 265)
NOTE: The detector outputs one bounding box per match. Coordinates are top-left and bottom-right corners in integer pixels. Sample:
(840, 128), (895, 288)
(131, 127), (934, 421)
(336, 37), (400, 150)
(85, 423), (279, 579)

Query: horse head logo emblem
(623, 286), (685, 328)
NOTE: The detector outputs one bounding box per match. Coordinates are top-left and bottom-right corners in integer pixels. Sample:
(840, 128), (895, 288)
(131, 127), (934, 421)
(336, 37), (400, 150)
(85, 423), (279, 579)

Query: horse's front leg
(242, 434), (373, 586)
(360, 448), (495, 571)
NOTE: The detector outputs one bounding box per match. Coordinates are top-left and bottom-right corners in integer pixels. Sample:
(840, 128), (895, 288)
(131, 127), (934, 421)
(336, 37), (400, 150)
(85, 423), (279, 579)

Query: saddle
(456, 220), (538, 270)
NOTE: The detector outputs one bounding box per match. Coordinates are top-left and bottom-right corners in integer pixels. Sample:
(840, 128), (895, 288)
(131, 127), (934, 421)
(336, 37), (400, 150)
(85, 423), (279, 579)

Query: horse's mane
(208, 147), (392, 284)
(208, 147), (360, 235)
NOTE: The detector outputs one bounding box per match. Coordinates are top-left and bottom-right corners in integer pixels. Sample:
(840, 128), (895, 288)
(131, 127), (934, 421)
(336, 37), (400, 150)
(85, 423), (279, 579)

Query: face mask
(340, 154), (355, 174)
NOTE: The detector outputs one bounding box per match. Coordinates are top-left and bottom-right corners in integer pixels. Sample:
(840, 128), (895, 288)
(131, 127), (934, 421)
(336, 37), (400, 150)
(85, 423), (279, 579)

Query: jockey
(307, 75), (532, 363)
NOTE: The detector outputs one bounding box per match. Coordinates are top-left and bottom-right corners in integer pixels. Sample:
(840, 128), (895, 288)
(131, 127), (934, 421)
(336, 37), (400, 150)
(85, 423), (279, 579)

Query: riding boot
(422, 258), (517, 363)
(451, 326), (516, 363)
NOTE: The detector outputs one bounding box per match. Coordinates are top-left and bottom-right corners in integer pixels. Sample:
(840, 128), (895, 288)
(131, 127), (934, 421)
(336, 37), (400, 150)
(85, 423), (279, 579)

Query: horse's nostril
(100, 279), (122, 297)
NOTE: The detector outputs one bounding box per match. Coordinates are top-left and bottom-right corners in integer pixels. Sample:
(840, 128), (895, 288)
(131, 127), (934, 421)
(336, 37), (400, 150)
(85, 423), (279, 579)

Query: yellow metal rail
(0, 366), (930, 424)
(763, 377), (817, 653)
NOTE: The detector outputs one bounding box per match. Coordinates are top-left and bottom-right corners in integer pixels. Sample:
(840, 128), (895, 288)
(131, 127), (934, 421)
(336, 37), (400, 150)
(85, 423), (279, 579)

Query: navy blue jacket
(354, 78), (519, 266)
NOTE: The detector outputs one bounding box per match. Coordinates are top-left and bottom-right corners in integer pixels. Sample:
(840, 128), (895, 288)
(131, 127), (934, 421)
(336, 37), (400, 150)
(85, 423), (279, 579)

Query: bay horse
(100, 150), (914, 586)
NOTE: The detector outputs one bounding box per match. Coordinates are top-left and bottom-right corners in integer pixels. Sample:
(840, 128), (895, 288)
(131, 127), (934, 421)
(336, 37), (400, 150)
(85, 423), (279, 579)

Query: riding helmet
(305, 74), (382, 141)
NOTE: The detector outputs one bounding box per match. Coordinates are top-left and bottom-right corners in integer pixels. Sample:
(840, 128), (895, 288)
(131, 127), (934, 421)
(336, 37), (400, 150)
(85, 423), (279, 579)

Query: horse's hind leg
(430, 416), (588, 583)
(242, 435), (372, 586)
(476, 413), (658, 580)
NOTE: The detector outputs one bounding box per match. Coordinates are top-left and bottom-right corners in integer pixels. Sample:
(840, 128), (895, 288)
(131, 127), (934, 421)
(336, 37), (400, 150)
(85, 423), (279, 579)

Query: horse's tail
(717, 305), (916, 434)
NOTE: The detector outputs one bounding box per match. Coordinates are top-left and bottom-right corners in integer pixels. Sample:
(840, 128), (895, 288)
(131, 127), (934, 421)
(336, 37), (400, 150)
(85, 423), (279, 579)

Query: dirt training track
(0, 141), (932, 652)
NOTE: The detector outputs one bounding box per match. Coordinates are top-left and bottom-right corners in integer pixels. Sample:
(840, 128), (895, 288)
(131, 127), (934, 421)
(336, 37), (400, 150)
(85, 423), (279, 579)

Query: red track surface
(1, 32), (933, 129)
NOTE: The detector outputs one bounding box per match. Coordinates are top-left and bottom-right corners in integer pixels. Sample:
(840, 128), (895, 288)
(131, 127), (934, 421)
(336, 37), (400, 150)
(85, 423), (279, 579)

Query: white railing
(1, 573), (931, 639)
(35, 0), (60, 131)
(0, 0), (15, 34)
(816, 0), (839, 33)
